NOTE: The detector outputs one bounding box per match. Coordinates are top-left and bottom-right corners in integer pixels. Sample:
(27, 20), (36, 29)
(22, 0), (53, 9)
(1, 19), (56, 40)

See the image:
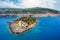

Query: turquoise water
(0, 16), (60, 40)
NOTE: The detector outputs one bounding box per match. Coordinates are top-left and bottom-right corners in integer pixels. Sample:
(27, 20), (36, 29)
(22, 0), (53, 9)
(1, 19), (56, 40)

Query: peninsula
(0, 7), (60, 17)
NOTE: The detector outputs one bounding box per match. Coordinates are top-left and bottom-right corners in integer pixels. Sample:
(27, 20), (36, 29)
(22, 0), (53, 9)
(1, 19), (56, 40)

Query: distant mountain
(0, 7), (60, 14)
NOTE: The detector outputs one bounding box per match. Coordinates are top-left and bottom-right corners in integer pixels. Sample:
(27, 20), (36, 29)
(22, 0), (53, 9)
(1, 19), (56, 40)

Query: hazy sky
(0, 0), (60, 11)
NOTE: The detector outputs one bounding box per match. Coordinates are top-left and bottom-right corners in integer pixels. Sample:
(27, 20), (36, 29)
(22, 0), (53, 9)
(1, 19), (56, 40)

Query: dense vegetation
(13, 17), (36, 25)
(0, 7), (60, 14)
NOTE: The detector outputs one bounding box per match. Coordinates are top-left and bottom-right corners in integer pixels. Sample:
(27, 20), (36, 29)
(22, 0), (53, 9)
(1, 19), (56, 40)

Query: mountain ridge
(0, 7), (60, 14)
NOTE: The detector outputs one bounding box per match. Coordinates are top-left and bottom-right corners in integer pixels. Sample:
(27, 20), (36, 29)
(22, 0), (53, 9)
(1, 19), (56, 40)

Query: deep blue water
(0, 16), (60, 40)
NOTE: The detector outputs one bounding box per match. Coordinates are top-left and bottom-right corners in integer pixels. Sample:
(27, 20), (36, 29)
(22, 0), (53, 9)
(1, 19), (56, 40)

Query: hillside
(0, 7), (60, 14)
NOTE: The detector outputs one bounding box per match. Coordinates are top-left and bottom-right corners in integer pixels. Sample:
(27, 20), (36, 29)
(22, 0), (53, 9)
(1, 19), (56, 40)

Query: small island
(9, 16), (37, 34)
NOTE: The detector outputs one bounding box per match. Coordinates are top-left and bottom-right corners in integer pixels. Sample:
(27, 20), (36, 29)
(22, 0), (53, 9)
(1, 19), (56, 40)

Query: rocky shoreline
(9, 22), (36, 34)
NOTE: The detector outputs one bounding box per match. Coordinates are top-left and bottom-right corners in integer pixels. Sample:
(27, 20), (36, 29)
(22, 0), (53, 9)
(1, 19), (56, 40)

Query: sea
(0, 16), (60, 40)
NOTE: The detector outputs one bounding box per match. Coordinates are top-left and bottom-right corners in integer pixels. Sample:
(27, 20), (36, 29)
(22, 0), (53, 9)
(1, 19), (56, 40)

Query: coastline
(0, 13), (60, 17)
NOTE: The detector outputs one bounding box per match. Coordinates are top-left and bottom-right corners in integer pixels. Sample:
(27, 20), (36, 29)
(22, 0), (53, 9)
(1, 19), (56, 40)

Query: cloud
(21, 0), (56, 8)
(0, 1), (21, 8)
(0, 0), (56, 9)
